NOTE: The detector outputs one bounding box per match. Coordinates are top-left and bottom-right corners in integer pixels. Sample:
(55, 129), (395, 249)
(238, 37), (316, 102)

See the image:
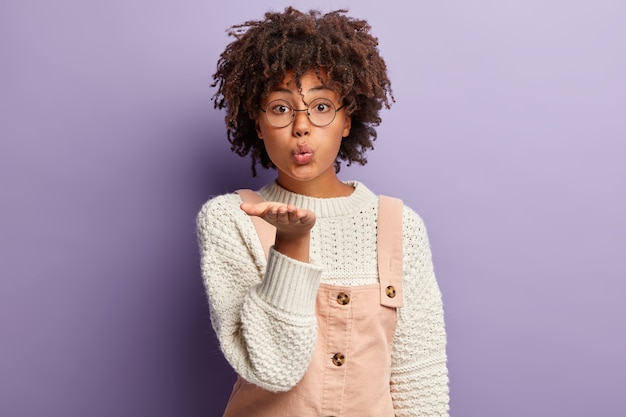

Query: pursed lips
(292, 145), (314, 164)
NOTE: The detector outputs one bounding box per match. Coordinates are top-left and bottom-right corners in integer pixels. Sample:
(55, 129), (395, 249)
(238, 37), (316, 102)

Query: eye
(266, 100), (292, 115)
(310, 99), (334, 114)
(271, 104), (291, 114)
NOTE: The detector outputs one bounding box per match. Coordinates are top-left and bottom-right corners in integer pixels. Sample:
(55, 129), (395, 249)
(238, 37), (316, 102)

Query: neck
(276, 175), (354, 198)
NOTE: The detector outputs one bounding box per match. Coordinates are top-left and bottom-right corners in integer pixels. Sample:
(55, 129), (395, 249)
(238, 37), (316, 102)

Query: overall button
(332, 353), (345, 366)
(336, 292), (350, 305)
(385, 285), (396, 298)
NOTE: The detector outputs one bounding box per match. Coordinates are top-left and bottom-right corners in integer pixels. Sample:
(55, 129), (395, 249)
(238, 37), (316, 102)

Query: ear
(342, 116), (352, 138)
(255, 119), (263, 140)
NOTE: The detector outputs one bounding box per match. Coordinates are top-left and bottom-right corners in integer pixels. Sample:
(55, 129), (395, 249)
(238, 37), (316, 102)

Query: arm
(390, 207), (450, 417)
(197, 194), (322, 392)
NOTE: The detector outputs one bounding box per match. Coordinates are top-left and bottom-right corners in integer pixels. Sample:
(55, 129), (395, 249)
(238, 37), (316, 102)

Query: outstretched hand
(240, 202), (315, 262)
(240, 202), (316, 234)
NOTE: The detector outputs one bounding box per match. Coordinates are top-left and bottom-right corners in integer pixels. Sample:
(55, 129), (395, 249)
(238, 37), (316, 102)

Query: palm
(240, 202), (316, 236)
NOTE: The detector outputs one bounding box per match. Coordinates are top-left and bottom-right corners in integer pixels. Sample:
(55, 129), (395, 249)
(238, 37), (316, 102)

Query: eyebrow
(272, 85), (331, 94)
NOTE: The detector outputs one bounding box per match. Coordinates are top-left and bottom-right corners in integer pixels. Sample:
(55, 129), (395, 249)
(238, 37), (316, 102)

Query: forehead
(269, 69), (334, 95)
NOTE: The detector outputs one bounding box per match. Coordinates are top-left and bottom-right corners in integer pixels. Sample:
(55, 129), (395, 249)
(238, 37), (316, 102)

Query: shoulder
(356, 182), (429, 235)
(401, 204), (428, 234)
(198, 191), (241, 219)
(397, 203), (434, 264)
(376, 194), (431, 250)
(375, 192), (427, 232)
(196, 191), (267, 270)
(196, 191), (250, 236)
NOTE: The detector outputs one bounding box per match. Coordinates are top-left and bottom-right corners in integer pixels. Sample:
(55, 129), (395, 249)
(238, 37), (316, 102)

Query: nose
(291, 109), (311, 137)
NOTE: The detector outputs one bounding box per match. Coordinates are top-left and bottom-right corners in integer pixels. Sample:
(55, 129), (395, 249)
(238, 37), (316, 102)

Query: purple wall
(1, 1), (624, 416)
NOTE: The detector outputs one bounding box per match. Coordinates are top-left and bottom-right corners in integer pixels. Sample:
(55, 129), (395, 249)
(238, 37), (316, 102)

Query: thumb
(240, 201), (273, 217)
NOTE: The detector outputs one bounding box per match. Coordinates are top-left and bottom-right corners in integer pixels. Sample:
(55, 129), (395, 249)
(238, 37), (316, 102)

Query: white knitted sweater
(197, 181), (449, 416)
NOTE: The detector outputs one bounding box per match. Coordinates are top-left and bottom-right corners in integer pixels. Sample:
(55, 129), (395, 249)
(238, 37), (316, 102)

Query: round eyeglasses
(260, 98), (345, 128)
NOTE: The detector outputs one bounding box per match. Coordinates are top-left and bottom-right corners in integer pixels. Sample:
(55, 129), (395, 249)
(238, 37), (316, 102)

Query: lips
(293, 146), (314, 164)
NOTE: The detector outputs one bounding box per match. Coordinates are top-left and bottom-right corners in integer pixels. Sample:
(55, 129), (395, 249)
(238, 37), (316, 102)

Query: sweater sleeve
(390, 207), (450, 417)
(196, 194), (323, 392)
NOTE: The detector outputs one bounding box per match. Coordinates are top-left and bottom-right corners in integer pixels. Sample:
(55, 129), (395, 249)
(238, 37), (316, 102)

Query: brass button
(336, 292), (350, 305)
(385, 285), (396, 298)
(331, 353), (345, 366)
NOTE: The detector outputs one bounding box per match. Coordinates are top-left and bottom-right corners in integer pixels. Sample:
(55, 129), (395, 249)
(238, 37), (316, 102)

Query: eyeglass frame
(259, 98), (345, 128)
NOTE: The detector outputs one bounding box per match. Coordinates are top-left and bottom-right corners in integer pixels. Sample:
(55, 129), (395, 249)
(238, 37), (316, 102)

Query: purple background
(1, 0), (625, 416)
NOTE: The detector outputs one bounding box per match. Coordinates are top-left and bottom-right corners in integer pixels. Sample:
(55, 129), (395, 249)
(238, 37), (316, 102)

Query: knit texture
(197, 181), (449, 416)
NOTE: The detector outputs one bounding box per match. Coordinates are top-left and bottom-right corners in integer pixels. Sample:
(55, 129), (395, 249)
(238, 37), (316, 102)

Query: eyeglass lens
(264, 98), (338, 127)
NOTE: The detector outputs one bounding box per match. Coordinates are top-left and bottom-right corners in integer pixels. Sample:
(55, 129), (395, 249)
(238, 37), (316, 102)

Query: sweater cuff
(255, 247), (322, 315)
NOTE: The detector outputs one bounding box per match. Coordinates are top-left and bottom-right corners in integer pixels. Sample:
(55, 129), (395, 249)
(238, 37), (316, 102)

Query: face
(255, 70), (351, 193)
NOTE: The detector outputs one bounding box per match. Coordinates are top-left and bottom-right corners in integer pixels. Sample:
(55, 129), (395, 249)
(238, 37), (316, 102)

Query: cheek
(327, 134), (344, 158)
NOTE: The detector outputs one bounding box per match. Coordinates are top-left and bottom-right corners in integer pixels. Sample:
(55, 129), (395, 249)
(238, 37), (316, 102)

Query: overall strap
(377, 196), (404, 308)
(236, 189), (275, 259)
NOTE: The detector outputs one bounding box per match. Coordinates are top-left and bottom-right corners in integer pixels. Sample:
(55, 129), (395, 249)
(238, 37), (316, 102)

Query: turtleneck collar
(258, 180), (377, 218)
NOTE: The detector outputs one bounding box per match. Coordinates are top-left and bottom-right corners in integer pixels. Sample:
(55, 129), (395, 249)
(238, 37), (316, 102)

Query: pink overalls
(225, 190), (404, 417)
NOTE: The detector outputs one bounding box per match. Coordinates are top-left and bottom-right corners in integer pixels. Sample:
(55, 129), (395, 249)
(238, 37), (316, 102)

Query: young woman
(197, 7), (449, 416)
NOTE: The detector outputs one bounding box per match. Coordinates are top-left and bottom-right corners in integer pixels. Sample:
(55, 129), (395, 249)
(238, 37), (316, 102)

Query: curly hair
(212, 7), (394, 176)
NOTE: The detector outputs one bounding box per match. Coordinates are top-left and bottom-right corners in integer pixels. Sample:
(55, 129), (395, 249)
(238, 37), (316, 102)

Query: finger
(240, 202), (279, 217)
(274, 205), (295, 223)
(278, 208), (307, 225)
(293, 209), (313, 225)
(240, 202), (257, 215)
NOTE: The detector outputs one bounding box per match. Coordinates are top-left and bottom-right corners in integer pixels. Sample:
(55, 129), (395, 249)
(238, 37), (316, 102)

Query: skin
(240, 70), (353, 262)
